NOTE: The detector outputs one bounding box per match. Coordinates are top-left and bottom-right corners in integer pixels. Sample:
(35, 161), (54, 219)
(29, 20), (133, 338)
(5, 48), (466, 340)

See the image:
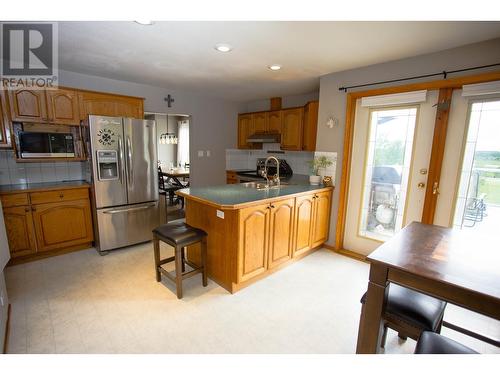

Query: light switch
(206, 150), (211, 157)
(198, 150), (204, 157)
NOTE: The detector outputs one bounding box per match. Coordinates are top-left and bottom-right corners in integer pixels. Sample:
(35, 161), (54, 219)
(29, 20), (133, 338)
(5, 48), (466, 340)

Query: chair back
(158, 165), (165, 190)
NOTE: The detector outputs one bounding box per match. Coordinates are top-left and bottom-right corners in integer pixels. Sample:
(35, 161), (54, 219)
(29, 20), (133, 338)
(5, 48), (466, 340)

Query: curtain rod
(338, 63), (500, 93)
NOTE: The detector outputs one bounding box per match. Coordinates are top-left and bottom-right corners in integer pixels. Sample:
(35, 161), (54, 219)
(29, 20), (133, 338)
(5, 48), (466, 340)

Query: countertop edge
(0, 182), (91, 194)
(177, 186), (333, 210)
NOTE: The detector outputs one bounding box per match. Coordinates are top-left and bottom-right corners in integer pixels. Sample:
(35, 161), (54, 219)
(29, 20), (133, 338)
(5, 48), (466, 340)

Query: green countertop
(178, 174), (332, 209)
(0, 180), (90, 193)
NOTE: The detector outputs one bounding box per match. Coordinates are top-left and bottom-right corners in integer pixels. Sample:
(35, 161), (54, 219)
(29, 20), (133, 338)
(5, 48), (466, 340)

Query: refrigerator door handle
(126, 136), (133, 186)
(118, 136), (125, 185)
(102, 203), (156, 214)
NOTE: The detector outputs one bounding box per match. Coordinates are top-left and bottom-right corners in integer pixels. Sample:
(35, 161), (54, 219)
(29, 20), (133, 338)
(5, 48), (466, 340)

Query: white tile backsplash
(226, 144), (314, 175)
(0, 150), (86, 185)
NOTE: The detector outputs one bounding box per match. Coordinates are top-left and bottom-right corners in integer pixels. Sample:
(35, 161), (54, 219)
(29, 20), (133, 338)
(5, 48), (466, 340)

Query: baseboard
(3, 304), (11, 354)
(323, 244), (368, 263)
(7, 242), (93, 266)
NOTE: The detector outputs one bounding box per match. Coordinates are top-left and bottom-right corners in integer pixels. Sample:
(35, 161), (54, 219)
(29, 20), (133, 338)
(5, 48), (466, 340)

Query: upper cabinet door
(79, 91), (144, 120)
(8, 89), (48, 122)
(268, 110), (282, 134)
(302, 101), (319, 151)
(0, 92), (11, 146)
(281, 107), (304, 151)
(238, 114), (253, 149)
(252, 112), (268, 133)
(46, 88), (80, 125)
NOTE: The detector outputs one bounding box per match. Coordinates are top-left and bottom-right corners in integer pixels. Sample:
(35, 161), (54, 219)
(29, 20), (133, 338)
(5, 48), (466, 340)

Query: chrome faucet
(262, 156), (280, 188)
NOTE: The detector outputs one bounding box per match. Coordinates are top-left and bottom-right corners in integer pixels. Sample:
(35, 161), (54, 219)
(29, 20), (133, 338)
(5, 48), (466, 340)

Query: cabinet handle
(25, 207), (30, 212)
(32, 206), (37, 212)
(59, 193), (64, 198)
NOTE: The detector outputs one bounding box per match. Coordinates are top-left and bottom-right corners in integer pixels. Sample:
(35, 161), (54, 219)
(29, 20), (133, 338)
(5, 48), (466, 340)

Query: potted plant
(307, 156), (333, 185)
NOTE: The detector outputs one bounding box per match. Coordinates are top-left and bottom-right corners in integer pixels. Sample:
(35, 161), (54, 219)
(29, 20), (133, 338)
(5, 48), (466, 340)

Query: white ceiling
(58, 21), (500, 102)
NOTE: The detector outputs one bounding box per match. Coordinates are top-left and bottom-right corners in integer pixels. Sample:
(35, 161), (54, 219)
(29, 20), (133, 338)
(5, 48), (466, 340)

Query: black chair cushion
(153, 222), (207, 247)
(415, 332), (478, 354)
(361, 284), (446, 332)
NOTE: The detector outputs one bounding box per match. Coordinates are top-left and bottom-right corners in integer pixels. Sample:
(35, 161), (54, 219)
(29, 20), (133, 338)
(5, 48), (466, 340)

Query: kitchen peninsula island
(176, 178), (333, 293)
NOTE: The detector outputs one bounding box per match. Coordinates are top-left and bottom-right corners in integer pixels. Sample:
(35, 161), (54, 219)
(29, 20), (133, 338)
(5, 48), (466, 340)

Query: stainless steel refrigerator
(88, 115), (160, 252)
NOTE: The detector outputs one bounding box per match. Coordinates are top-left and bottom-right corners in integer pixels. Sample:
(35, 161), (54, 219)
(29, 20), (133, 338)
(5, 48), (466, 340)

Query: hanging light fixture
(160, 115), (178, 145)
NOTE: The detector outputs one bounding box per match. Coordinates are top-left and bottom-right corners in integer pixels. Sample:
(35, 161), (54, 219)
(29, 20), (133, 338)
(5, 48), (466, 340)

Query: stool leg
(201, 237), (208, 287)
(181, 247), (186, 273)
(175, 245), (183, 299)
(153, 235), (161, 282)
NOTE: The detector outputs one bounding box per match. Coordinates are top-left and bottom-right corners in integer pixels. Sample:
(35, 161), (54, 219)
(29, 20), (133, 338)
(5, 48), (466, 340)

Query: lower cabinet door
(3, 206), (37, 258)
(268, 198), (295, 269)
(32, 199), (94, 252)
(311, 191), (332, 248)
(237, 203), (270, 282)
(293, 194), (315, 257)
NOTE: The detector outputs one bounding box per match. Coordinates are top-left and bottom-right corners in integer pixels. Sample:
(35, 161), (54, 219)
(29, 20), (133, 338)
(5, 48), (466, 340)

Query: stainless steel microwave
(19, 132), (75, 158)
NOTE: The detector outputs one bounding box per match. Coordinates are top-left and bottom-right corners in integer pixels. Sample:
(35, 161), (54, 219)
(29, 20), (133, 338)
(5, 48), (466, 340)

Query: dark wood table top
(368, 221), (500, 303)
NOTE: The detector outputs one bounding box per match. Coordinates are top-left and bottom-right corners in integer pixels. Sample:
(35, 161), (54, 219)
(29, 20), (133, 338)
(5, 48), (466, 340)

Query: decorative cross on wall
(164, 94), (175, 107)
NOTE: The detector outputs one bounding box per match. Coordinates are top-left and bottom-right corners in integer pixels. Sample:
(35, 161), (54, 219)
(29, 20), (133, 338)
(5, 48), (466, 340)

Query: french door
(343, 90), (439, 254)
(343, 85), (500, 255)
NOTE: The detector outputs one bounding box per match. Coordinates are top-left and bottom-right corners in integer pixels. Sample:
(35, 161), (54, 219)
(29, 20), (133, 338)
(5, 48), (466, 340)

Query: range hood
(246, 133), (280, 143)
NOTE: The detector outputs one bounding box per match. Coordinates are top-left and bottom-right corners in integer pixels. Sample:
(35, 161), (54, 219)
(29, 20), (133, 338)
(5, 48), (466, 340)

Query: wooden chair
(360, 284), (447, 348)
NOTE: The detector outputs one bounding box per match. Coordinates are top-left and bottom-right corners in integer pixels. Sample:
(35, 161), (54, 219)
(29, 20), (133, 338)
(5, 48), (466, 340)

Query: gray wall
(59, 69), (246, 187)
(317, 37), (500, 248)
(245, 91), (319, 112)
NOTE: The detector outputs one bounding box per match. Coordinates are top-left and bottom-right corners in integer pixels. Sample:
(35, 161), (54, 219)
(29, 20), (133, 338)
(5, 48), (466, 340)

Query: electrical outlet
(206, 150), (211, 157)
(198, 150), (204, 157)
(0, 291), (4, 307)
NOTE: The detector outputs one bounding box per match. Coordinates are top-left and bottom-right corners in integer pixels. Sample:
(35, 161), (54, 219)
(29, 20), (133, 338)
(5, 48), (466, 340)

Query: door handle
(432, 181), (440, 195)
(417, 182), (426, 188)
(118, 136), (125, 185)
(102, 203), (156, 214)
(126, 136), (133, 185)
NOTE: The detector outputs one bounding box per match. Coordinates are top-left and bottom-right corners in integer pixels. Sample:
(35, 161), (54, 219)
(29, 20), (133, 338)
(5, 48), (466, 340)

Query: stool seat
(415, 332), (478, 354)
(152, 222), (208, 299)
(153, 222), (207, 247)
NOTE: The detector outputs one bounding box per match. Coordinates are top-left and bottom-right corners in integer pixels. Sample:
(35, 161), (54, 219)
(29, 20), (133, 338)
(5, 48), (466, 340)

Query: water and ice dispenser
(97, 150), (119, 181)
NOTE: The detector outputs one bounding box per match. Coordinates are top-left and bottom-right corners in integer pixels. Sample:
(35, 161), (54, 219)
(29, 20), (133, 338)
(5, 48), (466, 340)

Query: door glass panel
(359, 107), (418, 241)
(453, 99), (500, 234)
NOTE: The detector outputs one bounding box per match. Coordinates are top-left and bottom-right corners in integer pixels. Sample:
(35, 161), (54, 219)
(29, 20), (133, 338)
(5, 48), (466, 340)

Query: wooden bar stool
(152, 222), (208, 299)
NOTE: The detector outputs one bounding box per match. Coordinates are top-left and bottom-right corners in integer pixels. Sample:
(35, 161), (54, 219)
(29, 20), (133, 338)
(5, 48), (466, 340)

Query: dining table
(356, 221), (500, 354)
(160, 168), (190, 187)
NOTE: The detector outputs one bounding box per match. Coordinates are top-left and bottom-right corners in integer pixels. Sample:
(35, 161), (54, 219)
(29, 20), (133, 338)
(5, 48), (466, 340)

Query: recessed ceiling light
(269, 64), (282, 71)
(135, 20), (154, 26)
(214, 43), (233, 53)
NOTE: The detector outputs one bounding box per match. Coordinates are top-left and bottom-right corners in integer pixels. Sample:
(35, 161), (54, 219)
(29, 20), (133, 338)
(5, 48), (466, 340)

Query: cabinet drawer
(1, 193), (29, 207)
(30, 188), (89, 205)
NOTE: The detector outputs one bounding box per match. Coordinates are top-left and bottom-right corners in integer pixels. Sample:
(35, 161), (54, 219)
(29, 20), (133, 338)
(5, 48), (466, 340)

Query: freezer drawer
(96, 201), (160, 251)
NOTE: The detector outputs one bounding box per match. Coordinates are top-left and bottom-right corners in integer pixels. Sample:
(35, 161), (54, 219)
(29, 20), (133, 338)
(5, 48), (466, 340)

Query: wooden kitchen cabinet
(311, 190), (332, 248)
(0, 185), (94, 261)
(237, 202), (270, 282)
(46, 88), (80, 125)
(252, 112), (268, 133)
(2, 206), (37, 257)
(238, 114), (257, 149)
(293, 190), (332, 256)
(32, 199), (93, 252)
(293, 194), (315, 257)
(8, 87), (80, 125)
(8, 88), (48, 123)
(226, 170), (238, 184)
(302, 101), (319, 151)
(267, 198), (295, 269)
(281, 107), (304, 151)
(268, 110), (282, 134)
(78, 91), (144, 120)
(0, 92), (11, 147)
